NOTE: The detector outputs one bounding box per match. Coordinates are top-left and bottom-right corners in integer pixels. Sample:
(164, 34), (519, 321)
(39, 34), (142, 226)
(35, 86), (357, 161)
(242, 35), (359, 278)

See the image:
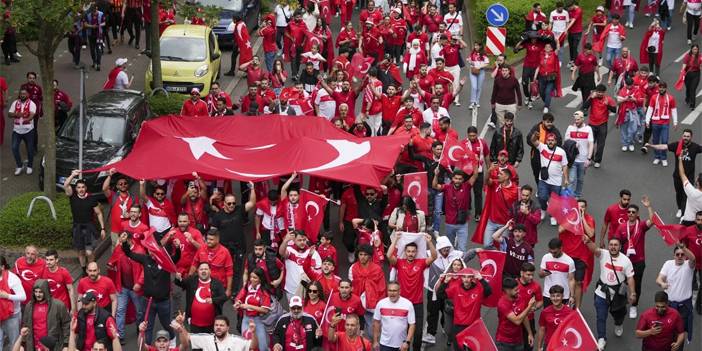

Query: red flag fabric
(234, 21), (253, 65)
(455, 318), (498, 351)
(674, 67), (686, 91)
(440, 136), (477, 171)
(477, 250), (506, 307)
(300, 189), (329, 243)
(675, 137), (684, 157)
(140, 230), (178, 273)
(86, 116), (406, 188)
(349, 53), (374, 84)
(402, 172), (428, 214)
(652, 213), (687, 246)
(547, 193), (584, 237)
(547, 309), (598, 351)
(471, 199), (491, 245)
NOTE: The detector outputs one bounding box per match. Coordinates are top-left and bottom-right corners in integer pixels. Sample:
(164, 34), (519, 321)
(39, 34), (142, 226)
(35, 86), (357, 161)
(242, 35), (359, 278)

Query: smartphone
(335, 307), (342, 315)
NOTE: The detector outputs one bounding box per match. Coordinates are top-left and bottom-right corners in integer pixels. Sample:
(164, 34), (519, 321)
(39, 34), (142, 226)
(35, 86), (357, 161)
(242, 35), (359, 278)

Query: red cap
(546, 132), (557, 140)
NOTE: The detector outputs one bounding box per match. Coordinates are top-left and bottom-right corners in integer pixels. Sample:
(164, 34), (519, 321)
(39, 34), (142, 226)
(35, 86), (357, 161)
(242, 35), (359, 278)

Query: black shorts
(573, 258), (588, 282)
(72, 223), (97, 251)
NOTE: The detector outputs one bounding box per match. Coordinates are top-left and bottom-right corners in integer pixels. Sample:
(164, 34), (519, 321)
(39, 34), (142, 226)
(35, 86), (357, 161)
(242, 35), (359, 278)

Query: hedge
(472, 0), (558, 48)
(148, 92), (189, 116)
(0, 192), (73, 250)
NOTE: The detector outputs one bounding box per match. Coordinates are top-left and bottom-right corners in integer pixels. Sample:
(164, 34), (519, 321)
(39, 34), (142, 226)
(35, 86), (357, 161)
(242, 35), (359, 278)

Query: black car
(39, 90), (152, 194)
(188, 0), (261, 49)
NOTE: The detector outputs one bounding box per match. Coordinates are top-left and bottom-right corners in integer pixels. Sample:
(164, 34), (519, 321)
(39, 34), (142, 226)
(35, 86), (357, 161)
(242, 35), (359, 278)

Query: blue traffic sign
(485, 3), (509, 27)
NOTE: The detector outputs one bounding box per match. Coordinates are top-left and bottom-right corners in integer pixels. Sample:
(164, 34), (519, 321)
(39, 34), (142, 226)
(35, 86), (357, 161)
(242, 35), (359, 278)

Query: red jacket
(180, 99), (208, 117)
(106, 243), (145, 293)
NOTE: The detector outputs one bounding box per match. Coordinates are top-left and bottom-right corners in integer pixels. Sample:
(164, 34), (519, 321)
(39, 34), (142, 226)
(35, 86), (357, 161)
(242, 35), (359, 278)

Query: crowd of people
(1, 0), (702, 351)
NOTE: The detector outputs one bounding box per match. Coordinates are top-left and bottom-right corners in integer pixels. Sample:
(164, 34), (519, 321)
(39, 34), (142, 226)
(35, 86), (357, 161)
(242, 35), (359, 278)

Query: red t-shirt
(335, 332), (372, 351)
(169, 227), (205, 276)
(524, 42), (543, 68)
(260, 25), (277, 53)
(604, 203), (629, 240)
(73, 312), (117, 351)
(587, 96), (615, 126)
(614, 220), (651, 263)
(636, 307), (684, 351)
(77, 276), (117, 309)
(683, 226), (702, 270)
(517, 279), (543, 320)
(332, 90), (358, 119)
(329, 292), (366, 331)
(190, 279), (216, 326)
(236, 285), (272, 317)
(496, 296), (523, 344)
(538, 305), (574, 346)
(440, 182), (472, 225)
(317, 243), (338, 269)
(575, 53), (598, 74)
(440, 44), (461, 67)
(304, 299), (326, 325)
(180, 99), (209, 117)
(120, 220), (149, 241)
(394, 258), (427, 304)
(32, 301), (49, 348)
(42, 266), (74, 311)
(381, 95), (402, 123)
(444, 281), (484, 325)
(192, 244), (233, 286)
(560, 214), (596, 263)
(341, 188), (358, 222)
(429, 69), (454, 94)
(568, 7), (583, 33)
(107, 192), (137, 234)
(14, 257), (46, 303)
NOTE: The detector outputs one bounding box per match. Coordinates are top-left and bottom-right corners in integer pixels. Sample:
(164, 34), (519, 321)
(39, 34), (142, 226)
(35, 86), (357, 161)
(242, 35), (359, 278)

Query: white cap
(596, 5), (605, 12)
(289, 296), (303, 308)
(115, 58), (128, 66)
(190, 87), (201, 95)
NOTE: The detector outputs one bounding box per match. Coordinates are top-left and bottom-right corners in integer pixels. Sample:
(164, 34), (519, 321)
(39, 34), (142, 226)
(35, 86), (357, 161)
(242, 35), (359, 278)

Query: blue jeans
(143, 298), (174, 344)
(0, 312), (21, 349)
(469, 70), (485, 104)
(537, 181), (561, 211)
(605, 47), (621, 68)
(594, 294), (626, 340)
(619, 110), (639, 147)
(11, 130), (35, 168)
(484, 220), (503, 247)
(651, 123), (670, 160)
(636, 107), (646, 143)
(116, 288), (144, 339)
(242, 315), (268, 351)
(444, 223), (468, 251)
(567, 161), (586, 198)
(626, 5), (636, 24)
(264, 51), (276, 72)
(365, 310), (375, 341)
(430, 189), (444, 233)
(669, 299), (693, 342)
(538, 77), (555, 108)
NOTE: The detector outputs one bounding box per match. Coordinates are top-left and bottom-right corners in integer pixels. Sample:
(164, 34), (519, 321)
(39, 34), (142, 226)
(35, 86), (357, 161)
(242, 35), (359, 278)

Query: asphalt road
(0, 7), (701, 351)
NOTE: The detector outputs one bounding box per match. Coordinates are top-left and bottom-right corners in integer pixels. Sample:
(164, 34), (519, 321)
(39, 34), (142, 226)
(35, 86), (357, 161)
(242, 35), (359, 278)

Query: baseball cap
(596, 5), (605, 12)
(191, 88), (201, 95)
(81, 291), (97, 304)
(155, 330), (170, 341)
(573, 111), (584, 119)
(115, 58), (128, 66)
(289, 296), (303, 308)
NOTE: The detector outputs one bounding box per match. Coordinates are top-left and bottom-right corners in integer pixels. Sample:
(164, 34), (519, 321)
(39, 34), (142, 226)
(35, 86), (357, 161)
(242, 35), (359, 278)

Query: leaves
(0, 192), (73, 250)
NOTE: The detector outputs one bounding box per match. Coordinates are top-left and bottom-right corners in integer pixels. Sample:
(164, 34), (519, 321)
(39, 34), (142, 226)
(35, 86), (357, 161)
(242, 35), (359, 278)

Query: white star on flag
(177, 136), (231, 160)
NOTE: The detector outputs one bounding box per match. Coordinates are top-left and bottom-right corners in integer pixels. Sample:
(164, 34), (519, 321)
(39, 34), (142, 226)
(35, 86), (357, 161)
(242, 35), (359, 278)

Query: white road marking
(681, 104), (702, 125)
(479, 109), (490, 139)
(471, 108), (478, 127)
(675, 51), (688, 63)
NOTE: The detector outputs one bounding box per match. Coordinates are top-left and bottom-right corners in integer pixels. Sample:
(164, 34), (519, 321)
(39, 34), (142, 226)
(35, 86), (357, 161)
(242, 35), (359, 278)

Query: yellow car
(145, 24), (222, 96)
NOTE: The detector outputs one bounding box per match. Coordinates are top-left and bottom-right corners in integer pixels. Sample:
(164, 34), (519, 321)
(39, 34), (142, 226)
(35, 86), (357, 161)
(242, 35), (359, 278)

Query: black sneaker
(641, 146), (648, 154)
(120, 338), (126, 346)
(474, 215), (481, 223)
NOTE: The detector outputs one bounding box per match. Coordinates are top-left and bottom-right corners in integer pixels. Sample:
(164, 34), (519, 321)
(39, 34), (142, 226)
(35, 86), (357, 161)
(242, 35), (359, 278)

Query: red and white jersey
(283, 245), (322, 295)
(372, 296), (416, 348)
(539, 252), (575, 299)
(564, 124), (593, 163)
(314, 88), (336, 120)
(145, 196), (174, 232)
(363, 78), (383, 115)
(549, 10), (570, 33)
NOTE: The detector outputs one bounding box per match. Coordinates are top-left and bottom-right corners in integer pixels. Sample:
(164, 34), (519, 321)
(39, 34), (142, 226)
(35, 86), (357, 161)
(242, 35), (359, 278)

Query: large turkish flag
(87, 115), (406, 187)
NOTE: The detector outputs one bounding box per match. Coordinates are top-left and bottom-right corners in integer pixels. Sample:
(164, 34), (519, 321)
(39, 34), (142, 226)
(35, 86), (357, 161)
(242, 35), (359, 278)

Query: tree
(149, 0), (162, 90)
(10, 0), (88, 198)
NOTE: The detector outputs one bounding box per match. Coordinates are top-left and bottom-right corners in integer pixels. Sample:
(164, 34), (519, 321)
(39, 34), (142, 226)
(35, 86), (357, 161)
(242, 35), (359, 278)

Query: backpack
(261, 295), (285, 333)
(563, 139), (580, 168)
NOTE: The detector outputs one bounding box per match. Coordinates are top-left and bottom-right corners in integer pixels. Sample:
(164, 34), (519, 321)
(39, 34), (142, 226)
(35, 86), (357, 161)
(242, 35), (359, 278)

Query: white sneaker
(689, 39), (693, 45)
(662, 160), (668, 167)
(26, 167), (33, 175)
(14, 167), (22, 176)
(676, 209), (682, 218)
(629, 306), (638, 319)
(645, 12), (651, 17)
(15, 52), (21, 58)
(476, 104), (480, 108)
(622, 146), (627, 151)
(543, 107), (549, 113)
(422, 334), (436, 344)
(541, 210), (547, 221)
(468, 103), (474, 110)
(598, 338), (607, 350)
(487, 122), (496, 129)
(550, 217), (557, 226)
(653, 159), (661, 165)
(594, 162), (601, 168)
(347, 252), (355, 263)
(614, 324), (624, 336)
(628, 145), (635, 152)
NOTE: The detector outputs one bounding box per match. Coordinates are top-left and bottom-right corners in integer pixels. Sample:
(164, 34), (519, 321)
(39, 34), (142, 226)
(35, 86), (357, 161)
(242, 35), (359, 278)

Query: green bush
(472, 0), (558, 47)
(0, 192), (73, 250)
(148, 92), (189, 116)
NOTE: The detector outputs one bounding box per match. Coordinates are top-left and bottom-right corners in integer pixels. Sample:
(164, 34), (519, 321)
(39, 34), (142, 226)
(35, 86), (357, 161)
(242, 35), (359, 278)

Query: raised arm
(425, 233), (438, 265)
(64, 169), (80, 196)
(386, 231), (400, 266)
(245, 181), (257, 212)
(280, 172), (298, 200)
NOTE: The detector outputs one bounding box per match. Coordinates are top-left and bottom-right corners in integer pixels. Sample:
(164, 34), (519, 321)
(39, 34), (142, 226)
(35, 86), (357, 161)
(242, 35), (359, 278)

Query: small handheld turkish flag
(652, 212), (687, 246)
(141, 229), (178, 274)
(547, 309), (598, 351)
(402, 172), (428, 214)
(456, 318), (498, 351)
(477, 250), (506, 307)
(547, 193), (584, 237)
(440, 137), (477, 173)
(300, 189), (329, 244)
(349, 53), (374, 83)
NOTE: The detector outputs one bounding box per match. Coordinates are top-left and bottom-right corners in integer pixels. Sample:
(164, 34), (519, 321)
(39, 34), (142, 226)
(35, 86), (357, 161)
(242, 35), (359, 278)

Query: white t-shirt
(302, 52), (325, 71)
(373, 296), (416, 348)
(284, 245), (322, 294)
(0, 270), (26, 314)
(595, 249), (634, 299)
(549, 10), (570, 34)
(564, 124), (594, 163)
(114, 71), (129, 90)
(274, 4), (291, 27)
(189, 333), (251, 351)
(314, 88), (336, 120)
(537, 144), (568, 186)
(443, 11), (463, 37)
(606, 25), (623, 49)
(659, 259), (695, 302)
(682, 181), (702, 221)
(8, 99), (37, 134)
(540, 252), (576, 298)
(430, 42), (443, 68)
(647, 31), (660, 53)
(685, 0), (702, 15)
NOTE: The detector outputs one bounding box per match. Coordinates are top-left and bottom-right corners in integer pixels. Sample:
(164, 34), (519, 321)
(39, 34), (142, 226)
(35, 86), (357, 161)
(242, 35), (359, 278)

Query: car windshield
(196, 0), (243, 11)
(160, 37), (207, 62)
(59, 113), (126, 146)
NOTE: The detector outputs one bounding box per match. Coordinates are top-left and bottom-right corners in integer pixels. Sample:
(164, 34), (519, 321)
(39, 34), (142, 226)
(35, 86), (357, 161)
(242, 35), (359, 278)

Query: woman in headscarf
(403, 39), (428, 80)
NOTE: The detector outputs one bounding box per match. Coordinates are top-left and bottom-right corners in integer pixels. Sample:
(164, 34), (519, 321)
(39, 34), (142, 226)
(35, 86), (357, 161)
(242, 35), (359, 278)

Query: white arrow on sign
(490, 9), (505, 23)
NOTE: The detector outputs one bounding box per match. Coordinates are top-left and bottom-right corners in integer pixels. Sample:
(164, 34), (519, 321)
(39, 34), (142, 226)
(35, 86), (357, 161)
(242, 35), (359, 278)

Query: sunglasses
(308, 289), (319, 293)
(225, 202), (235, 206)
(675, 253), (685, 257)
(627, 210), (637, 214)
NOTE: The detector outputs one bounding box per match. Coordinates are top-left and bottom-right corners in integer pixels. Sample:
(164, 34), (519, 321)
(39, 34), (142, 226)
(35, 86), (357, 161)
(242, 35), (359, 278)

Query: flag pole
(320, 288), (334, 330)
(300, 188), (340, 206)
(137, 297), (153, 349)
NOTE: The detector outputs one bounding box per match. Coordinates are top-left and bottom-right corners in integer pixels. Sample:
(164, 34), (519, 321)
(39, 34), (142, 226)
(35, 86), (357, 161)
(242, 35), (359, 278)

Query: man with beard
(9, 88), (37, 176)
(185, 315), (257, 351)
(644, 82), (678, 167)
(42, 250), (76, 313)
(14, 245), (45, 306)
(558, 199), (595, 309)
(70, 292), (120, 351)
(530, 132), (569, 226)
(526, 113), (562, 185)
(174, 262), (227, 333)
(244, 239), (284, 295)
(496, 277), (537, 351)
(76, 263), (117, 320)
(139, 180), (176, 234)
(492, 222), (535, 278)
(279, 174), (306, 233)
(302, 252), (340, 298)
(599, 189), (632, 248)
(432, 167), (479, 251)
(279, 231), (322, 301)
(19, 72), (42, 151)
(321, 79), (360, 119)
(21, 280), (70, 351)
(102, 169), (138, 246)
(190, 230), (233, 297)
(273, 296), (320, 350)
(483, 163), (519, 246)
(511, 185), (541, 247)
(564, 111), (594, 198)
(327, 280), (365, 331)
(490, 113), (524, 167)
(635, 292), (685, 351)
(646, 129), (701, 219)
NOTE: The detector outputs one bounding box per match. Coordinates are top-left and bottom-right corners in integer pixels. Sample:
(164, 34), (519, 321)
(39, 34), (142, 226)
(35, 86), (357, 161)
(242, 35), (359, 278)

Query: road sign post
(485, 3), (509, 27)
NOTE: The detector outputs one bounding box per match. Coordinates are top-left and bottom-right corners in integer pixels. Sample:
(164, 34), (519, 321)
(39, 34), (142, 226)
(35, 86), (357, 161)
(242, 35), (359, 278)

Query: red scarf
(13, 99), (32, 124)
(284, 318), (307, 351)
(103, 67), (123, 90)
(0, 270), (14, 321)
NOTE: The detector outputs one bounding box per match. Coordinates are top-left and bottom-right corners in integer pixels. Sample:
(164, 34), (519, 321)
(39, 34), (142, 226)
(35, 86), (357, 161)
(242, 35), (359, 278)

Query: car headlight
(97, 156), (124, 178)
(194, 64), (209, 78)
